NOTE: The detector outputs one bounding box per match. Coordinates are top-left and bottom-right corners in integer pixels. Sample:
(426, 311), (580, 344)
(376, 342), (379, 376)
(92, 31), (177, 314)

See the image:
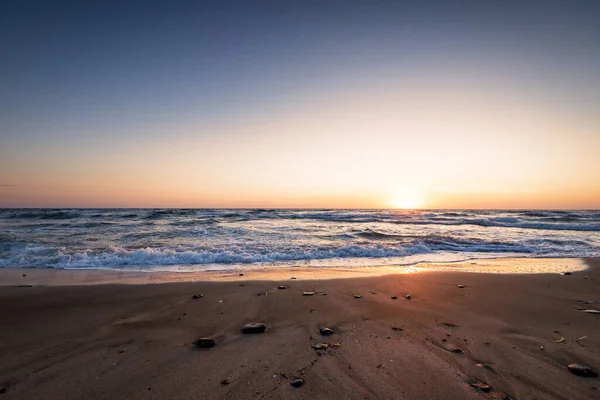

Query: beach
(0, 258), (599, 399)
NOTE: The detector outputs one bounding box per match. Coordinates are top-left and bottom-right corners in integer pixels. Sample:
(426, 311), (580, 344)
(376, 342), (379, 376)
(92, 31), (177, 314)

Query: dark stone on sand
(22, 273), (27, 277)
(242, 322), (267, 334)
(457, 285), (465, 288)
(567, 363), (598, 377)
(290, 277), (297, 280)
(313, 343), (329, 350)
(443, 322), (459, 327)
(196, 337), (216, 348)
(16, 285), (33, 288)
(391, 296), (397, 300)
(192, 294), (203, 299)
(370, 291), (377, 294)
(290, 378), (304, 387)
(303, 292), (315, 296)
(405, 294), (411, 300)
(469, 382), (491, 392)
(0, 386), (6, 394)
(561, 272), (572, 275)
(278, 285), (288, 290)
(221, 378), (231, 385)
(239, 273), (244, 276)
(320, 328), (335, 336)
(353, 295), (362, 299)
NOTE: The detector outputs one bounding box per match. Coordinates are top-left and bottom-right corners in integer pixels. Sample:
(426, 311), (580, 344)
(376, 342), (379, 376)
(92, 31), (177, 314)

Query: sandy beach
(1, 258), (599, 399)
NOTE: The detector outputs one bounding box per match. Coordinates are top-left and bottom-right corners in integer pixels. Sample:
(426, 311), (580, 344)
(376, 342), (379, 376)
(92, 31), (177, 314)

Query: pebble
(242, 322), (268, 334)
(278, 285), (288, 290)
(405, 295), (411, 300)
(457, 285), (465, 288)
(567, 363), (598, 377)
(196, 337), (216, 348)
(469, 382), (491, 392)
(313, 343), (329, 350)
(581, 309), (600, 314)
(447, 344), (464, 353)
(290, 378), (304, 387)
(239, 273), (244, 276)
(391, 296), (398, 300)
(370, 291), (377, 294)
(192, 294), (203, 299)
(561, 272), (572, 276)
(221, 378), (231, 385)
(0, 386), (6, 394)
(303, 292), (315, 296)
(290, 277), (297, 280)
(353, 295), (362, 299)
(320, 328), (335, 336)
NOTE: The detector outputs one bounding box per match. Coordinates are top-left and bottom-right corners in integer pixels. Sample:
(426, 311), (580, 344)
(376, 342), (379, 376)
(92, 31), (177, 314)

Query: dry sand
(0, 258), (599, 399)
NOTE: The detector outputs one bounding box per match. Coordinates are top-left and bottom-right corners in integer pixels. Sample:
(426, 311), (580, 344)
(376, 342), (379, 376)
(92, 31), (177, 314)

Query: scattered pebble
(405, 295), (411, 300)
(16, 285), (33, 288)
(313, 343), (329, 350)
(581, 309), (600, 314)
(239, 273), (244, 276)
(469, 382), (491, 392)
(303, 292), (315, 296)
(457, 285), (465, 289)
(447, 344), (464, 353)
(221, 378), (231, 385)
(22, 274), (27, 277)
(242, 323), (268, 334)
(238, 284), (245, 287)
(391, 296), (398, 300)
(196, 337), (216, 348)
(257, 292), (268, 296)
(320, 328), (335, 336)
(353, 295), (362, 299)
(540, 346), (544, 351)
(561, 272), (572, 276)
(442, 322), (459, 328)
(290, 377), (304, 388)
(0, 386), (6, 394)
(290, 277), (297, 280)
(370, 291), (377, 294)
(192, 294), (203, 299)
(278, 285), (288, 290)
(391, 327), (404, 331)
(567, 363), (598, 377)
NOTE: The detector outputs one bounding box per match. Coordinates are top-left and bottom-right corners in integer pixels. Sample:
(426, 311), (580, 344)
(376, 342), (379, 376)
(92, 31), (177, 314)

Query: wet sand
(0, 259), (599, 399)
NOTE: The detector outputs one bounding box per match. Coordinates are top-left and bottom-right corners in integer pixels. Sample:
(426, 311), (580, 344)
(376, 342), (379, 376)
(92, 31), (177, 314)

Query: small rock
(442, 322), (459, 328)
(16, 285), (33, 288)
(196, 337), (216, 348)
(239, 273), (244, 276)
(221, 378), (231, 385)
(540, 346), (544, 351)
(290, 277), (297, 280)
(242, 322), (267, 334)
(561, 272), (572, 276)
(391, 327), (404, 331)
(405, 295), (411, 300)
(567, 363), (598, 377)
(192, 294), (203, 299)
(391, 296), (398, 300)
(303, 291), (315, 296)
(278, 285), (288, 290)
(353, 295), (362, 299)
(469, 382), (491, 392)
(457, 285), (465, 288)
(238, 284), (245, 287)
(290, 377), (304, 387)
(22, 273), (27, 277)
(257, 292), (268, 296)
(313, 343), (329, 350)
(370, 291), (377, 294)
(581, 309), (600, 314)
(0, 386), (6, 394)
(320, 328), (334, 336)
(448, 344), (464, 353)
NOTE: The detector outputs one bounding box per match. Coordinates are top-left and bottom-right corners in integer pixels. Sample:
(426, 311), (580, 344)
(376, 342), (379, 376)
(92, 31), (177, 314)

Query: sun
(389, 191), (423, 209)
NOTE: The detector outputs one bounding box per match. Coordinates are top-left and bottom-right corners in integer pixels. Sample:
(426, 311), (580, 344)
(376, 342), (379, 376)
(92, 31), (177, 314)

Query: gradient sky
(1, 0), (599, 208)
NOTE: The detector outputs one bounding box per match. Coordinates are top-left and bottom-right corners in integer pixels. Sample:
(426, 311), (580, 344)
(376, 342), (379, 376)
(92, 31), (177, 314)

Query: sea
(0, 209), (599, 272)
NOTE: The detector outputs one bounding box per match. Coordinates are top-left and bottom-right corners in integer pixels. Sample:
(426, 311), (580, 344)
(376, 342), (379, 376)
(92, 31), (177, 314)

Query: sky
(1, 0), (599, 209)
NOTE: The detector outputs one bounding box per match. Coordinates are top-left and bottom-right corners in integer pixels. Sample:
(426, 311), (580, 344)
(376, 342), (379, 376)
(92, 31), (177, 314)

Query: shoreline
(0, 257), (589, 287)
(0, 259), (598, 399)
